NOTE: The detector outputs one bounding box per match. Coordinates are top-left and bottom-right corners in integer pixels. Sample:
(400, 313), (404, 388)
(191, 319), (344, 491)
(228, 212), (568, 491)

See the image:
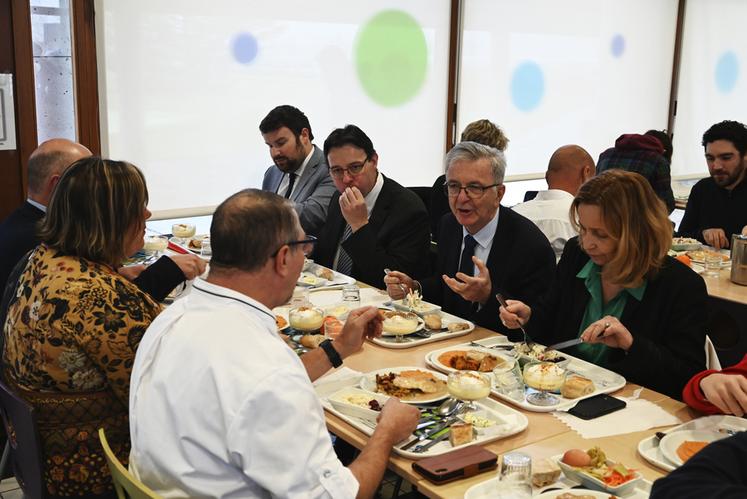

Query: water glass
(496, 452), (532, 498)
(200, 238), (212, 258)
(341, 285), (360, 307)
(493, 356), (525, 401)
(704, 253), (722, 278)
(289, 288), (311, 308)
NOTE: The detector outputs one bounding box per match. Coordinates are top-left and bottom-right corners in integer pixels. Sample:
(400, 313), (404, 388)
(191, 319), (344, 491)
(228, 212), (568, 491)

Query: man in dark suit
(260, 105), (336, 236)
(312, 125), (431, 287)
(385, 141), (555, 336)
(0, 139), (203, 301)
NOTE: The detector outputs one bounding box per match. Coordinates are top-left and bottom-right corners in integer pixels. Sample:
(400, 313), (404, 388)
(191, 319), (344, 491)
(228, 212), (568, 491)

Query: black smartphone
(568, 394), (626, 420)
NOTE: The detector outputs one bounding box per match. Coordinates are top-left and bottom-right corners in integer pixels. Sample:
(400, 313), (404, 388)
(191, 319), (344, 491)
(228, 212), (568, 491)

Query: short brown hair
(209, 189), (299, 273)
(38, 157), (149, 266)
(460, 119), (509, 151)
(571, 170), (672, 287)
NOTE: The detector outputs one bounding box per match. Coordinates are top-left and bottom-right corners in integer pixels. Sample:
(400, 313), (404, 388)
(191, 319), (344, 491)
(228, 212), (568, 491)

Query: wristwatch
(320, 339), (343, 368)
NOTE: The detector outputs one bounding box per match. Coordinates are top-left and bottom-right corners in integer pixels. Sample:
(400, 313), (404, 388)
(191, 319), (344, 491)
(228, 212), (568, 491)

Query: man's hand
(383, 271), (415, 300)
(339, 186), (369, 232)
(700, 373), (747, 417)
(375, 399), (420, 444)
(703, 228), (729, 249)
(118, 265), (146, 281)
(442, 256), (492, 304)
(498, 299), (531, 329)
(580, 316), (634, 351)
(742, 225), (747, 236)
(333, 306), (382, 359)
(168, 254), (207, 280)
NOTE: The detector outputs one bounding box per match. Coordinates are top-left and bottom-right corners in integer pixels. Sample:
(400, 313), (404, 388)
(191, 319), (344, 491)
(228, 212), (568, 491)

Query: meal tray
(426, 337), (626, 413)
(315, 376), (528, 460)
(637, 414), (747, 472)
(370, 308), (475, 349)
(464, 472), (652, 499)
(295, 264), (356, 290)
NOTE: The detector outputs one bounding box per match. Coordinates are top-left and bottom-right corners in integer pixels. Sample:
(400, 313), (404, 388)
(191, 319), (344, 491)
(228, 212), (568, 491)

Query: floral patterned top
(2, 243), (162, 497)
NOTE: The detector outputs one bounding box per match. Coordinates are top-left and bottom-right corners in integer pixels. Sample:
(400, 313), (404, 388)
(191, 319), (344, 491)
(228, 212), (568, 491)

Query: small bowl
(328, 387), (388, 422)
(557, 458), (642, 496)
(289, 306), (324, 332)
(391, 298), (441, 317)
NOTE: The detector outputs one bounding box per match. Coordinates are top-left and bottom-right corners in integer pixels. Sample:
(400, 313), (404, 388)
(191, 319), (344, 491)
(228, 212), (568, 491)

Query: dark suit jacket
(421, 206), (556, 336)
(0, 201), (184, 302)
(527, 237), (707, 400)
(313, 175), (431, 287)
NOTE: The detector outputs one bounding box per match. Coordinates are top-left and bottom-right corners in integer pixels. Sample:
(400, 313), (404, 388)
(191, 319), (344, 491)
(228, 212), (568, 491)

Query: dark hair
(209, 189), (299, 273)
(259, 105), (314, 141)
(323, 124), (376, 159)
(702, 120), (747, 157)
(645, 129), (673, 162)
(27, 149), (67, 194)
(39, 156), (148, 266)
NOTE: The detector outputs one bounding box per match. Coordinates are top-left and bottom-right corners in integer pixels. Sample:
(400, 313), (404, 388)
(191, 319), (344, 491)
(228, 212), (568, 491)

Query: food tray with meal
(671, 237), (702, 252)
(168, 234), (211, 259)
(296, 262), (356, 289)
(315, 369), (528, 459)
(637, 414), (747, 472)
(369, 309), (475, 349)
(426, 337), (626, 412)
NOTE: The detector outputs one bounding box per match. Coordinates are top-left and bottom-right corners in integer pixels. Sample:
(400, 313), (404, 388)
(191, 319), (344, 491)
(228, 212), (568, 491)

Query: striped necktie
(335, 224), (354, 276)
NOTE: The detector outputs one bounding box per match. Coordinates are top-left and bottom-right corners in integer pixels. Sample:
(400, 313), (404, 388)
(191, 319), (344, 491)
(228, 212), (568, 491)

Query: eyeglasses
(443, 181), (501, 199)
(273, 235), (317, 257)
(329, 159), (368, 179)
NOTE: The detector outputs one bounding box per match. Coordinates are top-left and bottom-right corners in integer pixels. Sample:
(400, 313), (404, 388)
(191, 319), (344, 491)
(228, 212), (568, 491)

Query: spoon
(436, 397), (461, 417)
(384, 268), (408, 299)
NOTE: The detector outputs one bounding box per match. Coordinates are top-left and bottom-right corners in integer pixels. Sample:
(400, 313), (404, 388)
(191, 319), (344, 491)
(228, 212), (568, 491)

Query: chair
(98, 428), (161, 499)
(0, 379), (47, 498)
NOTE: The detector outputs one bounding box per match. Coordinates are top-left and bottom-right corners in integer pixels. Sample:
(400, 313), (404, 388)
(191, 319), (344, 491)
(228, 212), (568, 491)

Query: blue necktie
(458, 234), (478, 277)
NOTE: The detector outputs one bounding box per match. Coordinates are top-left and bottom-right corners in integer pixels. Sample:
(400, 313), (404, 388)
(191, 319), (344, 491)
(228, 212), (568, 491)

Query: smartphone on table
(568, 394), (626, 420)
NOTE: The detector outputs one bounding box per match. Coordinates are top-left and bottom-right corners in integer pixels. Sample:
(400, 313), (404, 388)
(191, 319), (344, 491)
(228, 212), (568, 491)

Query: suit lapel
(291, 146), (323, 202)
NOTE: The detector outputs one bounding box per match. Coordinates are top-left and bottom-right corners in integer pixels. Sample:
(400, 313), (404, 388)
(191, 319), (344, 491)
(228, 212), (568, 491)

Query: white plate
(390, 298), (442, 317)
(297, 272), (329, 288)
(359, 366), (449, 404)
(327, 387), (389, 422)
(658, 429), (725, 467)
(429, 346), (512, 374)
(556, 455), (642, 496)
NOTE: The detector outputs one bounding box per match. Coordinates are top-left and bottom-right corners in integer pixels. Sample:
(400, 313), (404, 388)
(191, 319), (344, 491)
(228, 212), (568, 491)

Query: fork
(496, 293), (529, 345)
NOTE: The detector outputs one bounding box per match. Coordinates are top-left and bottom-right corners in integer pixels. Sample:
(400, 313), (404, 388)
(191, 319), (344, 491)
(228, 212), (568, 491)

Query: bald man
(512, 145), (594, 261)
(0, 139), (203, 300)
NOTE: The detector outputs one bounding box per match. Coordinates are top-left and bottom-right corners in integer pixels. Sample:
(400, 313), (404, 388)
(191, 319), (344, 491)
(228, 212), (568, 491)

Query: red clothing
(682, 354), (747, 414)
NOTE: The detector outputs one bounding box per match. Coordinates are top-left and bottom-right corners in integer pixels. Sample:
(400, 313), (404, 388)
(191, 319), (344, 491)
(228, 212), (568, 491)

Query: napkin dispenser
(731, 234), (747, 286)
(412, 445), (497, 484)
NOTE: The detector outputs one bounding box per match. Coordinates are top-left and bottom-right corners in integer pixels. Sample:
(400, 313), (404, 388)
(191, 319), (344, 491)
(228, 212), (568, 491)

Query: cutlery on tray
(412, 430), (451, 453)
(400, 416), (458, 451)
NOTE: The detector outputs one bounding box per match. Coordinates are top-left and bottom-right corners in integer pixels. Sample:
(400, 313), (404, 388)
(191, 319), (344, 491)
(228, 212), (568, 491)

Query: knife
(412, 430), (451, 453)
(546, 322), (610, 351)
(400, 416), (458, 451)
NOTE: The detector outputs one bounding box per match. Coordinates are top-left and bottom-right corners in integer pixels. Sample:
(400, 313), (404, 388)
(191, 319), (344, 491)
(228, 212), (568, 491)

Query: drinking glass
(496, 452), (532, 498)
(200, 237), (212, 258)
(171, 223), (196, 245)
(142, 235), (168, 258)
(704, 253), (722, 278)
(341, 285), (361, 308)
(447, 371), (491, 412)
(522, 361), (566, 406)
(492, 353), (525, 402)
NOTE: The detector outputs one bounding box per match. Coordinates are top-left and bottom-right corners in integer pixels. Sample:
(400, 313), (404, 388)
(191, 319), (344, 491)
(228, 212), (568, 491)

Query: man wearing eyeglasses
(129, 189), (419, 497)
(311, 125), (431, 286)
(260, 105), (336, 235)
(385, 142), (555, 337)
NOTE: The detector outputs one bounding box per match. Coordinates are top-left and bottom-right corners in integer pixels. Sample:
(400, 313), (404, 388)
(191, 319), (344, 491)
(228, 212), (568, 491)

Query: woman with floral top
(2, 157), (162, 498)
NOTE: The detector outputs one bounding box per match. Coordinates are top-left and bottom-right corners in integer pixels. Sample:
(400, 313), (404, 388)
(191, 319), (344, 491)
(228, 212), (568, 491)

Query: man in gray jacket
(260, 105), (335, 235)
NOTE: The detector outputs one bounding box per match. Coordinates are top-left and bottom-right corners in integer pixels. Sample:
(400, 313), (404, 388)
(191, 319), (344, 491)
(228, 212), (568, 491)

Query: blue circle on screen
(611, 34), (625, 57)
(511, 61), (544, 112)
(715, 51), (738, 93)
(232, 33), (258, 64)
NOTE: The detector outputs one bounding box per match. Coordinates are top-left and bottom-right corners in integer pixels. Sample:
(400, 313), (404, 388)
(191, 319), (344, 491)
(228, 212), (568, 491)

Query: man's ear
(274, 244), (292, 277)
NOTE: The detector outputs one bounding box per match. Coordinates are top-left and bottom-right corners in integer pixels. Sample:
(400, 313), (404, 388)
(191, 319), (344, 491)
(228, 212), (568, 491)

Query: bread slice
(561, 375), (595, 399)
(531, 457), (561, 487)
(449, 422), (474, 446)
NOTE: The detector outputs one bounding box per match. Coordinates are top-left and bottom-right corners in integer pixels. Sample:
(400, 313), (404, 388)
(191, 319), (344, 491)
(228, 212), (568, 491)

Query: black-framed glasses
(329, 159), (368, 179)
(443, 181), (501, 199)
(273, 235), (317, 257)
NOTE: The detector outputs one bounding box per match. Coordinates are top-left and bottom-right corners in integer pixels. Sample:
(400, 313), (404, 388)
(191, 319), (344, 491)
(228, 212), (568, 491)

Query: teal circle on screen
(511, 61), (544, 112)
(355, 10), (428, 107)
(715, 51), (739, 94)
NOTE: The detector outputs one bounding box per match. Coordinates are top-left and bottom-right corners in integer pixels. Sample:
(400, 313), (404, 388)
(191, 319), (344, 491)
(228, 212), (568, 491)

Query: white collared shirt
(276, 147), (315, 198)
(129, 279), (358, 498)
(511, 189), (577, 262)
(332, 172), (385, 269)
(460, 207), (500, 275)
(26, 198), (46, 213)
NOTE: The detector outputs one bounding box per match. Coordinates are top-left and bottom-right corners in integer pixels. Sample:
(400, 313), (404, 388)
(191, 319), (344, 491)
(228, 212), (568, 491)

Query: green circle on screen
(355, 10), (427, 107)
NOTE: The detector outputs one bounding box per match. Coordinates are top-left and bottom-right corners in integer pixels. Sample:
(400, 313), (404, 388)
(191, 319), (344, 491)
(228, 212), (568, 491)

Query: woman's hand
(498, 299), (531, 329)
(699, 373), (747, 417)
(580, 316), (633, 351)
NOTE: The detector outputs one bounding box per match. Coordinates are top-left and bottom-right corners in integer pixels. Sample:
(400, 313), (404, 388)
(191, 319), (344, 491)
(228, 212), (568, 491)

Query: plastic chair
(0, 379), (47, 498)
(98, 428), (161, 499)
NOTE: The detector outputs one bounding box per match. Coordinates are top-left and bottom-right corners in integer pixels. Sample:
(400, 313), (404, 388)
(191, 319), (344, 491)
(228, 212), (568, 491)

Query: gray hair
(445, 141), (506, 184)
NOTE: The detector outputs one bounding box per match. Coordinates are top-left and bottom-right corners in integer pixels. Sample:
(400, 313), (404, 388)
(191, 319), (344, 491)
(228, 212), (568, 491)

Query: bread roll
(424, 313), (442, 330)
(449, 422), (473, 446)
(300, 334), (326, 349)
(531, 457), (561, 487)
(561, 375), (594, 399)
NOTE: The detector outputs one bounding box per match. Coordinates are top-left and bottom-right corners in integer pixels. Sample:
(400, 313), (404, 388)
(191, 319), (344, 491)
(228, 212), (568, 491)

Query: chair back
(0, 379), (46, 499)
(98, 428), (161, 499)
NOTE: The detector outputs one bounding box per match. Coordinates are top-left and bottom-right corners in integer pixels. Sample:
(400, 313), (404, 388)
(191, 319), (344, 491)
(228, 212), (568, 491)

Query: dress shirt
(460, 208), (499, 276)
(26, 198), (47, 213)
(511, 190), (577, 262)
(332, 172), (385, 269)
(129, 279), (358, 498)
(276, 147), (314, 199)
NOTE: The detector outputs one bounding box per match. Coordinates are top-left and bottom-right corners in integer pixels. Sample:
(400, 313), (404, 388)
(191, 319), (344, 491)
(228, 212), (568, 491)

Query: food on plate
(375, 370), (447, 400)
(275, 315), (288, 330)
(399, 289), (439, 314)
(515, 342), (566, 363)
(437, 350), (503, 372)
(447, 322), (470, 333)
(447, 371), (491, 400)
(554, 494), (598, 499)
(523, 362), (566, 391)
(315, 267), (334, 280)
(672, 237), (700, 246)
(562, 449), (592, 467)
(561, 375), (595, 399)
(299, 274), (323, 286)
(461, 412), (497, 428)
(448, 422), (473, 446)
(531, 457), (561, 487)
(188, 236), (207, 249)
(289, 306), (324, 331)
(341, 393), (383, 412)
(675, 254), (692, 267)
(562, 446), (637, 489)
(171, 223), (196, 238)
(323, 305), (350, 319)
(423, 313), (442, 330)
(142, 236), (168, 252)
(300, 334), (326, 349)
(686, 249), (730, 262)
(381, 311), (420, 335)
(676, 440), (709, 463)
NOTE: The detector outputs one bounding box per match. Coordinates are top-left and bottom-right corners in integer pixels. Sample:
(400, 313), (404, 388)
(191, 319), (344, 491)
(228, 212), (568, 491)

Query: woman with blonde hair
(2, 157), (162, 497)
(500, 169), (707, 398)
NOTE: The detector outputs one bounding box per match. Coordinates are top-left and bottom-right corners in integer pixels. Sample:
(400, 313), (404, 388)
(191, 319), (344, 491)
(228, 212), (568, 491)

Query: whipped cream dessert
(382, 313), (420, 334)
(523, 362), (566, 391)
(447, 371), (491, 400)
(289, 307), (324, 331)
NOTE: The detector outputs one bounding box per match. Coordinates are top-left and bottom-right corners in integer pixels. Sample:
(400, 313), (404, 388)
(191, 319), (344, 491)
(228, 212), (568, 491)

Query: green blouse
(574, 260), (647, 365)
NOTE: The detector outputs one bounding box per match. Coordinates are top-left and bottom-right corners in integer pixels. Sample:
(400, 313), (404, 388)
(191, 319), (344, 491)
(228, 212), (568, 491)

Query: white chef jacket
(129, 279), (359, 498)
(511, 189), (577, 262)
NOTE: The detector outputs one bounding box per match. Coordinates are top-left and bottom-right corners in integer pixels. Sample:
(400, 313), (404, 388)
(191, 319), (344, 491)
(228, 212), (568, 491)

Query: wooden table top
(703, 267), (747, 305)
